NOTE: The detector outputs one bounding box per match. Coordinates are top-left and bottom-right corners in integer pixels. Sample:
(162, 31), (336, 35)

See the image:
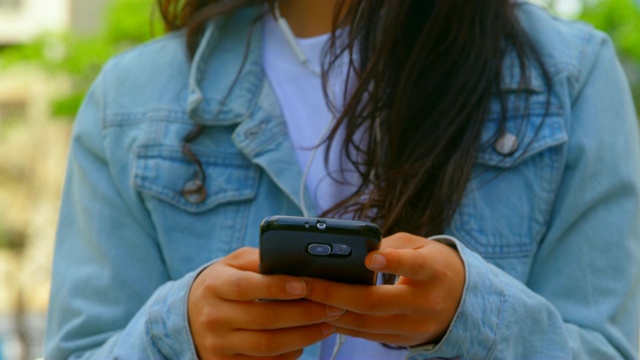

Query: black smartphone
(259, 215), (382, 285)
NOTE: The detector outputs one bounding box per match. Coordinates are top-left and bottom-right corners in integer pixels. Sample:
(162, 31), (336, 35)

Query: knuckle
(230, 272), (249, 298)
(226, 247), (255, 265)
(202, 336), (227, 355)
(431, 260), (451, 278)
(413, 288), (446, 314)
(427, 293), (447, 312)
(236, 246), (254, 256)
(200, 277), (219, 297)
(193, 330), (230, 358)
(201, 305), (226, 326)
(413, 253), (429, 277)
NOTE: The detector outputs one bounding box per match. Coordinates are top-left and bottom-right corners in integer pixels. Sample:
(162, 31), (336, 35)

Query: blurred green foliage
(1, 0), (639, 118)
(580, 0), (640, 59)
(0, 226), (25, 250)
(0, 0), (163, 118)
(579, 0), (640, 109)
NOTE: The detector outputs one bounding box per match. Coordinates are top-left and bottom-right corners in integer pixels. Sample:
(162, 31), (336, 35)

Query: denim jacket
(46, 3), (640, 359)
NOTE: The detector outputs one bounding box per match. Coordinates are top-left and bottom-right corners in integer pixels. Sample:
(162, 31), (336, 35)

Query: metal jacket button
(494, 132), (519, 155)
(182, 178), (207, 204)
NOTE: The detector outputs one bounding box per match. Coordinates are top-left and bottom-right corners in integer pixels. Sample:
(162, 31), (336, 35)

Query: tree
(579, 0), (640, 110)
(2, 0), (639, 117)
(0, 0), (162, 118)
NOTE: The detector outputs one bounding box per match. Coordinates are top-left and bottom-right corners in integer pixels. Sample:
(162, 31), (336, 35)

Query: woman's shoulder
(93, 30), (192, 118)
(103, 29), (190, 79)
(515, 1), (615, 98)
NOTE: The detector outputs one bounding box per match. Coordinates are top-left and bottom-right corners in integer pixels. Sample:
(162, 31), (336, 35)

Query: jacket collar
(187, 5), (265, 126)
(499, 47), (545, 93)
(185, 6), (316, 214)
(186, 4), (546, 119)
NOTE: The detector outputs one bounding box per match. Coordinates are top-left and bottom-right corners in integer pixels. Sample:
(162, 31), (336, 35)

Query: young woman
(45, 0), (640, 359)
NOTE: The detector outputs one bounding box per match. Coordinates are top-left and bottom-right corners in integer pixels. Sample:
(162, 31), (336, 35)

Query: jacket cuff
(146, 261), (214, 359)
(407, 237), (503, 359)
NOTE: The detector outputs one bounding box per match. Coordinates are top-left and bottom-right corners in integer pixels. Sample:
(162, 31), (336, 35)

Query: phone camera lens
(308, 243), (331, 256)
(334, 244), (351, 255)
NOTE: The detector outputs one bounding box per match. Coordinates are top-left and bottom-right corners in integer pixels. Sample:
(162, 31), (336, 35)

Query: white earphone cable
(273, 0), (321, 77)
(272, 2), (346, 357)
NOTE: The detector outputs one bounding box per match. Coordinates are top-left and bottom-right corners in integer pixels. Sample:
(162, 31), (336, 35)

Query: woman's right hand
(188, 247), (343, 359)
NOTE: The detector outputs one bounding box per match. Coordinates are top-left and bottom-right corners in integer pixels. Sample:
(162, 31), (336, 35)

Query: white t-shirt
(262, 13), (360, 216)
(262, 13), (409, 360)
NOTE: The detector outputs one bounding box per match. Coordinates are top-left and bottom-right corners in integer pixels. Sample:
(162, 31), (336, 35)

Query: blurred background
(0, 0), (639, 359)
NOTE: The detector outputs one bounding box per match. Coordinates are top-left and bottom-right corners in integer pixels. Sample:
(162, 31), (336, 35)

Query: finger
(209, 264), (311, 301)
(367, 239), (463, 281)
(231, 300), (346, 330)
(223, 247), (260, 272)
(378, 232), (431, 250)
(304, 278), (410, 314)
(366, 247), (435, 280)
(225, 323), (336, 357)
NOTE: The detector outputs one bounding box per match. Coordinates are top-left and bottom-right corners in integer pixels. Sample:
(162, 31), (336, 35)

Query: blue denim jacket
(46, 3), (640, 359)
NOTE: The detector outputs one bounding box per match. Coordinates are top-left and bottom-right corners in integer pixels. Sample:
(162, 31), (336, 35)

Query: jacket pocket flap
(476, 104), (567, 168)
(133, 145), (259, 213)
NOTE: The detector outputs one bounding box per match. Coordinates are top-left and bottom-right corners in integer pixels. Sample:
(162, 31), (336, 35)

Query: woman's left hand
(303, 232), (465, 347)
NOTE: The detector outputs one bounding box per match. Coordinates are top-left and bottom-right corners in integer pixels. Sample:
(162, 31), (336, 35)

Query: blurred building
(0, 0), (109, 44)
(70, 0), (110, 35)
(0, 0), (69, 44)
(0, 1), (109, 359)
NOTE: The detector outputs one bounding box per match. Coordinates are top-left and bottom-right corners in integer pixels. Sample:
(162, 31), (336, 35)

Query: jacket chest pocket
(133, 145), (260, 276)
(449, 105), (568, 261)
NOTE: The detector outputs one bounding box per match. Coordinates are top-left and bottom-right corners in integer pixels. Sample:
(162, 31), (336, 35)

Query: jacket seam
(484, 274), (507, 360)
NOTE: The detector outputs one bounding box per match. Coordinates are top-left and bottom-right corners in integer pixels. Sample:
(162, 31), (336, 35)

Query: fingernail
(321, 323), (337, 335)
(285, 280), (307, 295)
(325, 306), (345, 317)
(369, 254), (387, 269)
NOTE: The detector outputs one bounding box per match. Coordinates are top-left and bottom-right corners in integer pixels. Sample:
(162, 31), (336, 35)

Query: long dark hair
(158, 0), (549, 237)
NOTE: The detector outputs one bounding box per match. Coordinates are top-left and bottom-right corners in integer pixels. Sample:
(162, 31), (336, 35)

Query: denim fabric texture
(45, 3), (640, 359)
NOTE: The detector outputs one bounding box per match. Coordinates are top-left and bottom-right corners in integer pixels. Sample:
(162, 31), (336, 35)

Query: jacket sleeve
(44, 64), (202, 360)
(409, 34), (640, 359)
